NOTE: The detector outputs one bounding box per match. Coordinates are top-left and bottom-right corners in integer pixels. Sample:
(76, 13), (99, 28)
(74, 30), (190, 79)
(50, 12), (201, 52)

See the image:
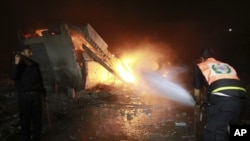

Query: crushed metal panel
(67, 24), (116, 89)
(82, 52), (92, 61)
(67, 24), (125, 87)
(82, 23), (108, 54)
(22, 24), (84, 91)
(70, 24), (125, 83)
(29, 43), (55, 92)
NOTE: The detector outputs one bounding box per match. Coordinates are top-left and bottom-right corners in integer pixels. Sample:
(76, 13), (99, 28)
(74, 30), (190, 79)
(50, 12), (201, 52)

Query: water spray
(140, 71), (195, 106)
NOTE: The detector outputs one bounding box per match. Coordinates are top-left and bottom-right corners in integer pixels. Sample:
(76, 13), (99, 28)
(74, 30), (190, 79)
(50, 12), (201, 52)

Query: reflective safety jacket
(197, 58), (246, 98)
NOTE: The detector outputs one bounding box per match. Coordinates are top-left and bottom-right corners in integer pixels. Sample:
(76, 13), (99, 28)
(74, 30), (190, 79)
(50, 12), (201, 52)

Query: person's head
(200, 48), (214, 61)
(20, 45), (33, 58)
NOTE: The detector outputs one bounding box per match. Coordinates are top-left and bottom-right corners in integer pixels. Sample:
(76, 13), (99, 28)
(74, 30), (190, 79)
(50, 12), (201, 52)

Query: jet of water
(141, 71), (195, 106)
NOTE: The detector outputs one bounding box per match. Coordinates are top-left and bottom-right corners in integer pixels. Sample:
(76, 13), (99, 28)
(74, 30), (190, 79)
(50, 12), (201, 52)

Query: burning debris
(18, 23), (130, 93)
(16, 22), (196, 106)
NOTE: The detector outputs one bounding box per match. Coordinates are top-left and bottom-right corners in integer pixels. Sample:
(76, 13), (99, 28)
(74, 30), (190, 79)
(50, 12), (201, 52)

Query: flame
(112, 47), (168, 85)
(95, 43), (177, 94)
(22, 29), (48, 39)
(35, 29), (48, 36)
(115, 58), (136, 83)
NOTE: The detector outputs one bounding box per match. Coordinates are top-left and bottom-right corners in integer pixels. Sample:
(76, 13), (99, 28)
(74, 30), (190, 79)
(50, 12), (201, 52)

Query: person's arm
(194, 88), (201, 104)
(10, 54), (22, 80)
(193, 65), (204, 105)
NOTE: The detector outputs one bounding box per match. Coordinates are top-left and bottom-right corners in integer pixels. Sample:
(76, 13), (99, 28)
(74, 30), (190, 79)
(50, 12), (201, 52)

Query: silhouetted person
(10, 46), (46, 141)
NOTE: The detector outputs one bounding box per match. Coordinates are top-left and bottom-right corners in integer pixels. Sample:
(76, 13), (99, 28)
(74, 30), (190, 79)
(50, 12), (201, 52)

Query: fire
(115, 58), (136, 83)
(113, 47), (168, 85)
(35, 29), (49, 36)
(23, 29), (48, 39)
(82, 40), (174, 88)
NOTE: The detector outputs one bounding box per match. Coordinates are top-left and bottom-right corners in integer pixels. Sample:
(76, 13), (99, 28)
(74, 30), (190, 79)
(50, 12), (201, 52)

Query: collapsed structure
(17, 23), (125, 92)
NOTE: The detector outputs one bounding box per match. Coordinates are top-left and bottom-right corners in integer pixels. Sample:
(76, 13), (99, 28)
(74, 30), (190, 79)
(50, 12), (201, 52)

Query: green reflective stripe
(212, 86), (246, 93)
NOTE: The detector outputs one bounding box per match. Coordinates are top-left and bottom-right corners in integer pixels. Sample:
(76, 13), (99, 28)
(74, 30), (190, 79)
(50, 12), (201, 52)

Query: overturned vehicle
(17, 23), (127, 93)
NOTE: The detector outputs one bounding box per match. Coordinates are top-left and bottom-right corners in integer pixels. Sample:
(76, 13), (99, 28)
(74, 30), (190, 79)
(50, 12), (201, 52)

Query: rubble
(1, 83), (250, 141)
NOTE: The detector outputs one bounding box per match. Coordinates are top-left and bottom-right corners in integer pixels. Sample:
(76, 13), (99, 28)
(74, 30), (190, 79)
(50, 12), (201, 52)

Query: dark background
(1, 0), (250, 76)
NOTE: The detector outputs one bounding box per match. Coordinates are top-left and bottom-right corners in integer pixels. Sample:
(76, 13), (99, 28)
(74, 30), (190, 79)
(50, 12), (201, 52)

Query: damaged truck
(17, 23), (126, 93)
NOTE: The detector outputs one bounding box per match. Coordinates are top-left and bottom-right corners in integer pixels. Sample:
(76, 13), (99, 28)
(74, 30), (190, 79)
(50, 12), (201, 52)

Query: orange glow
(71, 36), (84, 51)
(97, 40), (174, 89)
(112, 45), (171, 86)
(70, 32), (89, 51)
(23, 29), (48, 39)
(69, 32), (174, 88)
(115, 59), (136, 83)
(85, 61), (121, 88)
(35, 29), (48, 36)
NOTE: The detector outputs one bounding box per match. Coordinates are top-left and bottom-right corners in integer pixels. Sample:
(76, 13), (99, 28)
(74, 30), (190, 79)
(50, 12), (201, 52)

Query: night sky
(1, 0), (250, 75)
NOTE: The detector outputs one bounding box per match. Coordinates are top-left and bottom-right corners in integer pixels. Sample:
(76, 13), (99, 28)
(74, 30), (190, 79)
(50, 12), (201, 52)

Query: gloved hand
(194, 95), (200, 102)
(195, 102), (201, 109)
(193, 95), (200, 108)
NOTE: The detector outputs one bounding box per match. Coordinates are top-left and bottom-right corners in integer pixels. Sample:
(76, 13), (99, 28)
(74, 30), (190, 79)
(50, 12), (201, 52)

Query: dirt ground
(1, 83), (250, 141)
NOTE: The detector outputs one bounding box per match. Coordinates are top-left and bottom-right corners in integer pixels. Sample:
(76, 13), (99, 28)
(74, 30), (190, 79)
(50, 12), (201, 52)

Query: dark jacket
(10, 59), (46, 96)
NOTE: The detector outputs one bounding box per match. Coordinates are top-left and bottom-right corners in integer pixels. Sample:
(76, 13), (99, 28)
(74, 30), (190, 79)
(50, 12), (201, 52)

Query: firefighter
(10, 45), (46, 141)
(192, 48), (247, 141)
